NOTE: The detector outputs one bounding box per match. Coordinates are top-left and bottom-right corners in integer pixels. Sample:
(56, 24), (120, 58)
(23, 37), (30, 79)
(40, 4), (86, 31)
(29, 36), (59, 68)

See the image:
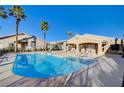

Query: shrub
(6, 46), (15, 52)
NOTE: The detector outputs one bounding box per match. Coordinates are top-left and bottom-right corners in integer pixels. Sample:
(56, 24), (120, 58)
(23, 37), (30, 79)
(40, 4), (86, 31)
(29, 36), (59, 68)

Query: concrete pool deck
(0, 53), (124, 87)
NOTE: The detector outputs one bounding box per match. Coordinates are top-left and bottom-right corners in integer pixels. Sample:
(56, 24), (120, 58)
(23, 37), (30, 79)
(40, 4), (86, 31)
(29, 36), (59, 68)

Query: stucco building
(63, 34), (123, 56)
(47, 40), (65, 51)
(0, 32), (43, 50)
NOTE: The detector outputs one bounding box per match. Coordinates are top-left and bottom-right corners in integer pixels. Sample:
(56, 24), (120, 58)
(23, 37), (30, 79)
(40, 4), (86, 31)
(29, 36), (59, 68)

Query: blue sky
(0, 5), (124, 42)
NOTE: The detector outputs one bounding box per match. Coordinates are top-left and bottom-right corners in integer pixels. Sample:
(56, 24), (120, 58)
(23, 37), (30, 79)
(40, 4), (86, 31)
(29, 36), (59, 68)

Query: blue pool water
(12, 53), (95, 78)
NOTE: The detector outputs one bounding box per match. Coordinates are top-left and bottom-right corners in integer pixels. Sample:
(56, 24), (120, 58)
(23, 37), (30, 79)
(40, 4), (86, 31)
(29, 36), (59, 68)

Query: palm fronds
(0, 6), (8, 19)
(41, 21), (48, 31)
(66, 32), (77, 38)
(9, 5), (26, 20)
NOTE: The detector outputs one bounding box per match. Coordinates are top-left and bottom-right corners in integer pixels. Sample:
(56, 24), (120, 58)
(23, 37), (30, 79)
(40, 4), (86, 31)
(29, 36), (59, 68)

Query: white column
(98, 42), (103, 56)
(63, 42), (67, 52)
(76, 43), (80, 53)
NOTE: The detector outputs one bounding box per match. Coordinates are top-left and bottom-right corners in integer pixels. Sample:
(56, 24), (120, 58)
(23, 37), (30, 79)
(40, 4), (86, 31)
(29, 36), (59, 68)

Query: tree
(115, 38), (118, 45)
(9, 5), (26, 52)
(0, 6), (8, 30)
(40, 21), (48, 50)
(66, 32), (77, 39)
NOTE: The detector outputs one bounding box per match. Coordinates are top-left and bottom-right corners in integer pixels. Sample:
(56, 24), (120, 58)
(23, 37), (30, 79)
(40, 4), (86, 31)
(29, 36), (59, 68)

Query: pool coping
(63, 59), (97, 86)
(12, 52), (97, 86)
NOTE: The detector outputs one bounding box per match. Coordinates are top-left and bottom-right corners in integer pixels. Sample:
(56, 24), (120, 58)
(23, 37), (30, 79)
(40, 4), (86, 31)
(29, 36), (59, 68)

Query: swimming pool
(12, 53), (95, 78)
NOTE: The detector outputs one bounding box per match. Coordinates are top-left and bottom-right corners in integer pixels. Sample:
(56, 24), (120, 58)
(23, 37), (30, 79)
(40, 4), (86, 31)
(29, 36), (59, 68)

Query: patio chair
(71, 48), (76, 53)
(79, 51), (88, 57)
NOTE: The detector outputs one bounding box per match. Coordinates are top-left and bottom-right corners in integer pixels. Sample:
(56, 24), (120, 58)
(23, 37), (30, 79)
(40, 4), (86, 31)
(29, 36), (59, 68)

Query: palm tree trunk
(15, 19), (19, 53)
(43, 32), (46, 50)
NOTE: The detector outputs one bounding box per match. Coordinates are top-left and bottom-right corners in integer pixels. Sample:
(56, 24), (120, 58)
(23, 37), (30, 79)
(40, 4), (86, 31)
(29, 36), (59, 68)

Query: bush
(40, 48), (43, 51)
(0, 49), (7, 54)
(0, 47), (14, 55)
(6, 46), (15, 52)
(51, 45), (62, 51)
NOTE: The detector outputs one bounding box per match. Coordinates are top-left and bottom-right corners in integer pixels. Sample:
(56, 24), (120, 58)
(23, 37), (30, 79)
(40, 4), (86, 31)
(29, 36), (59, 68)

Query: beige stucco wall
(67, 35), (114, 44)
(25, 37), (43, 49)
(36, 37), (43, 49)
(64, 34), (119, 56)
(0, 34), (29, 49)
(0, 34), (43, 49)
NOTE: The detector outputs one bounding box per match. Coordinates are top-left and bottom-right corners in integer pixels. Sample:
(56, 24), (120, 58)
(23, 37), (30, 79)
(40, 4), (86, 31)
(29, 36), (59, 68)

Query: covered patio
(79, 43), (98, 54)
(18, 41), (28, 50)
(66, 43), (76, 52)
(63, 34), (110, 56)
(17, 36), (37, 50)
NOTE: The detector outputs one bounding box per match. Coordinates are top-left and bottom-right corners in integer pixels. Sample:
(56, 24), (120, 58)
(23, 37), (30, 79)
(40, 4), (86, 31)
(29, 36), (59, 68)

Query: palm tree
(40, 21), (48, 50)
(0, 6), (8, 30)
(115, 38), (118, 45)
(9, 5), (26, 52)
(66, 32), (77, 39)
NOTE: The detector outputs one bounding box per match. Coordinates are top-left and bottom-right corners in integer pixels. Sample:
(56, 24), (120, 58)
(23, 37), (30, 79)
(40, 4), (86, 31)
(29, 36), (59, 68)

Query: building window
(9, 43), (14, 47)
